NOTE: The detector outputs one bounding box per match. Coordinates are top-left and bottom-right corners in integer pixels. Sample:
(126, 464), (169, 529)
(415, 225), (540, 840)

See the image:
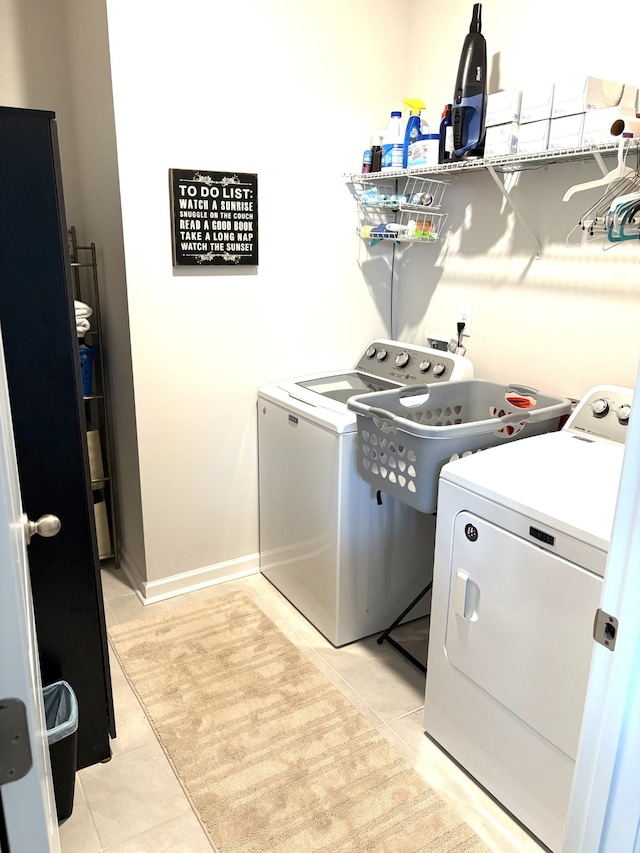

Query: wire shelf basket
(353, 175), (449, 244)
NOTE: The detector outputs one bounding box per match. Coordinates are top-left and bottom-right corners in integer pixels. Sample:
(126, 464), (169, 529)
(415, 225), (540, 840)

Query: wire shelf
(348, 140), (640, 182)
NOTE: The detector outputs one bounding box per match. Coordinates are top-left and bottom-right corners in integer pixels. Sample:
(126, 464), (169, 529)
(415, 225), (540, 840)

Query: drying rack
(375, 572), (432, 673)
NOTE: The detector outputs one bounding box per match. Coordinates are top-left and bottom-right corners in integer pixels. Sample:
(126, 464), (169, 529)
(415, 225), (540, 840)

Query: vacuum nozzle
(471, 3), (482, 33)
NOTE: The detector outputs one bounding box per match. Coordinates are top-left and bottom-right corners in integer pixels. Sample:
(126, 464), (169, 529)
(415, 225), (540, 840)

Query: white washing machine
(258, 339), (473, 647)
(423, 384), (633, 852)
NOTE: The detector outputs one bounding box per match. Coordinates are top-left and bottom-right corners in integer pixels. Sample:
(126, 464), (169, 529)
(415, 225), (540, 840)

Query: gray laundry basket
(347, 379), (572, 514)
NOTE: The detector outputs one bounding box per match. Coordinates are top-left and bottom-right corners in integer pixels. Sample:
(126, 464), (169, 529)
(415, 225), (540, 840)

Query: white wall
(102, 0), (412, 588)
(400, 1), (640, 399)
(0, 0), (82, 225)
(4, 0), (639, 595)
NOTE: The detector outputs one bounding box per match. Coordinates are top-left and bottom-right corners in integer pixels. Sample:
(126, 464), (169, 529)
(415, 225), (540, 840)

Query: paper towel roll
(87, 428), (104, 481)
(94, 500), (112, 559)
(610, 116), (640, 138)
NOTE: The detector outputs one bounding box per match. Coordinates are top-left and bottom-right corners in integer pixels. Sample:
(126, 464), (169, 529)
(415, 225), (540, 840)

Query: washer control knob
(376, 349), (388, 362)
(395, 352), (410, 368)
(366, 346), (376, 359)
(419, 360), (432, 373)
(433, 363), (446, 378)
(617, 404), (632, 423)
(591, 398), (609, 418)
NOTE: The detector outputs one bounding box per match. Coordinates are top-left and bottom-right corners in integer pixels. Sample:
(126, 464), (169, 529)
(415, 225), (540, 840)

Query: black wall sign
(169, 169), (258, 266)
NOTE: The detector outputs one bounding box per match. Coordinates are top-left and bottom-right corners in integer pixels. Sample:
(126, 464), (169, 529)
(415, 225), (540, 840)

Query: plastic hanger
(565, 166), (640, 247)
(566, 185), (625, 245)
(608, 187), (640, 212)
(607, 197), (640, 242)
(563, 137), (634, 201)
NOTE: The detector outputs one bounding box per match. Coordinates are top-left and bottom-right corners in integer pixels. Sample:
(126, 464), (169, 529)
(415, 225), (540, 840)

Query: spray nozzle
(403, 98), (426, 116)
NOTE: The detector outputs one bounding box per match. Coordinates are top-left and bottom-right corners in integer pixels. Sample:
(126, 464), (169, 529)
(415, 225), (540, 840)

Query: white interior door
(0, 324), (60, 852)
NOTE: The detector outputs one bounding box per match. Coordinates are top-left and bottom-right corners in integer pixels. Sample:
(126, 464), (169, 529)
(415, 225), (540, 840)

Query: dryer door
(445, 511), (602, 759)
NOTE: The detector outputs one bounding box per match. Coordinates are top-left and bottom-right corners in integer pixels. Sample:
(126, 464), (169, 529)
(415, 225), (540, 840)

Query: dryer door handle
(454, 569), (479, 620)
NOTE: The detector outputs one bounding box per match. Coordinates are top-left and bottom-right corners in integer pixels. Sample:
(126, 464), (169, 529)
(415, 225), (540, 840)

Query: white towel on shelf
(76, 317), (91, 337)
(74, 300), (93, 319)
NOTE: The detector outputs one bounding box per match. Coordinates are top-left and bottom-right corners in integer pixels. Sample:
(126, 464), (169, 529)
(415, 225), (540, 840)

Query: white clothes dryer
(258, 339), (473, 647)
(423, 385), (633, 852)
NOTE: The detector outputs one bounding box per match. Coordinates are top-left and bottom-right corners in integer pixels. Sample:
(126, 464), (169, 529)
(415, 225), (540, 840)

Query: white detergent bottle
(381, 111), (403, 171)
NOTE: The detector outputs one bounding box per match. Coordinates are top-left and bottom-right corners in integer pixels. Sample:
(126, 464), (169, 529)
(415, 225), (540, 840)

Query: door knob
(22, 513), (62, 545)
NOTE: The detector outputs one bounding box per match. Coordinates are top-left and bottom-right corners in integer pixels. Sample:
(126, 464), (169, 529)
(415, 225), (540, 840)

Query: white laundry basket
(347, 380), (572, 514)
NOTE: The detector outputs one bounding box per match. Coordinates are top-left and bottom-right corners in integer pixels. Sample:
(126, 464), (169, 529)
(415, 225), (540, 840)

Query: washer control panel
(355, 339), (473, 384)
(566, 385), (634, 444)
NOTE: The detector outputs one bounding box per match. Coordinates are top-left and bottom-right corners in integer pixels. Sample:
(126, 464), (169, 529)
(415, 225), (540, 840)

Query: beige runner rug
(109, 590), (489, 853)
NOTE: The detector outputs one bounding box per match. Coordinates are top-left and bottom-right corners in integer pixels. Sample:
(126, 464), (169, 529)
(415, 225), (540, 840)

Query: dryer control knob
(366, 346), (376, 359)
(376, 349), (388, 361)
(591, 398), (609, 417)
(433, 363), (446, 377)
(419, 360), (432, 373)
(617, 404), (632, 423)
(395, 352), (410, 368)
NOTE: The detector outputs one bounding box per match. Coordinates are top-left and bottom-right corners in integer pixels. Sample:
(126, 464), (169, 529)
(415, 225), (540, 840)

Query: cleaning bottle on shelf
(361, 140), (373, 173)
(402, 99), (429, 168)
(381, 111), (404, 171)
(371, 131), (384, 172)
(438, 104), (454, 163)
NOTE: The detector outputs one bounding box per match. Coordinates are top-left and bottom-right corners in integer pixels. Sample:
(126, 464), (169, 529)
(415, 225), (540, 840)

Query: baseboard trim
(118, 551), (260, 605)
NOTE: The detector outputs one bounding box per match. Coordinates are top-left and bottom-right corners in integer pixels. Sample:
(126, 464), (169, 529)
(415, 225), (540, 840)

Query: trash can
(43, 680), (78, 824)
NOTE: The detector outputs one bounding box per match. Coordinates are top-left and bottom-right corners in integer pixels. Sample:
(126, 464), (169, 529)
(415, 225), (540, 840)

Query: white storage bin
(484, 122), (519, 157)
(552, 76), (627, 118)
(516, 119), (551, 155)
(485, 90), (522, 127)
(581, 85), (639, 144)
(548, 113), (585, 149)
(520, 84), (554, 123)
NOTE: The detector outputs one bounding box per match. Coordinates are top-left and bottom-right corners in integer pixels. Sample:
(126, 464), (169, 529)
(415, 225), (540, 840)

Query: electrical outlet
(425, 331), (450, 351)
(457, 304), (472, 337)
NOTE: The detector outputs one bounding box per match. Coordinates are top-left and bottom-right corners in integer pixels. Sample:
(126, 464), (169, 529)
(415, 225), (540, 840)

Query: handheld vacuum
(452, 3), (487, 159)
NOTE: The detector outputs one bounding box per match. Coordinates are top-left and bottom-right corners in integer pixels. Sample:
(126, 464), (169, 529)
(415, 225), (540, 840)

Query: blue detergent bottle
(402, 99), (429, 168)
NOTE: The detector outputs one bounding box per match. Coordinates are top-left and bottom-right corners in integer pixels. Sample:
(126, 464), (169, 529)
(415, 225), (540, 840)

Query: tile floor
(59, 568), (545, 853)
